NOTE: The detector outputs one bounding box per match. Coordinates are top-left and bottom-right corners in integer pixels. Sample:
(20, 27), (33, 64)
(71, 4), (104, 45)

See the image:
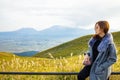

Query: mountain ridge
(0, 26), (93, 37)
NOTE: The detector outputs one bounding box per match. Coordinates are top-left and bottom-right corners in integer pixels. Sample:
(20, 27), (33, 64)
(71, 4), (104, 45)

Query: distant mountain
(0, 25), (94, 54)
(0, 26), (93, 37)
(15, 28), (39, 35)
(39, 25), (94, 37)
(14, 51), (39, 57)
(0, 28), (39, 36)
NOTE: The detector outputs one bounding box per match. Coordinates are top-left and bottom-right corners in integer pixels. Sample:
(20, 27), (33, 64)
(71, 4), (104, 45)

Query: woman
(78, 21), (117, 80)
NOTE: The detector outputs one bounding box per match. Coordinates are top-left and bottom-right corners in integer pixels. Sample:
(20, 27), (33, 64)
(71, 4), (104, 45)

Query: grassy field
(0, 31), (120, 80)
(0, 52), (120, 80)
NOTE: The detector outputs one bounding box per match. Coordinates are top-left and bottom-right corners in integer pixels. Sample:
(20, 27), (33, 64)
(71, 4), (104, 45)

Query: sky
(0, 0), (120, 32)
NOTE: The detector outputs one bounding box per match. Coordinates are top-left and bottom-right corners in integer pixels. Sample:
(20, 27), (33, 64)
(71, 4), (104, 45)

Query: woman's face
(95, 24), (103, 35)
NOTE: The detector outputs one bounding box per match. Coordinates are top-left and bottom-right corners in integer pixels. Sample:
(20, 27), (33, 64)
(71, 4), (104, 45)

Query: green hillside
(0, 52), (16, 58)
(34, 31), (120, 58)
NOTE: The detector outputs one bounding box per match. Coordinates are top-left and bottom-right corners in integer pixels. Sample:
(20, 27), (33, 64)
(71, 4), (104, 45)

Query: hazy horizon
(0, 26), (119, 33)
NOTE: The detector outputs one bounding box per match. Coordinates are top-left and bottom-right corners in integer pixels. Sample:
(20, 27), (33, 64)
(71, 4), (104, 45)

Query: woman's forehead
(95, 24), (99, 27)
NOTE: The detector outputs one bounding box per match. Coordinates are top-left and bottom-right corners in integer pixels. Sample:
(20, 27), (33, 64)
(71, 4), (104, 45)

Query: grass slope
(0, 52), (16, 58)
(34, 31), (120, 58)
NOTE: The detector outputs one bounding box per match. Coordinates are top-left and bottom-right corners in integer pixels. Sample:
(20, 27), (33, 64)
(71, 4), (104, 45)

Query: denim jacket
(87, 33), (117, 80)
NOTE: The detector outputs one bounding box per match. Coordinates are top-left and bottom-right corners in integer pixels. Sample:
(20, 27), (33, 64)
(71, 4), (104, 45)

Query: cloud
(0, 0), (120, 31)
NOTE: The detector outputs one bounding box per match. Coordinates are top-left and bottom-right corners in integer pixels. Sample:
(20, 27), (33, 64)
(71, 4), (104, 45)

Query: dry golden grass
(0, 53), (120, 80)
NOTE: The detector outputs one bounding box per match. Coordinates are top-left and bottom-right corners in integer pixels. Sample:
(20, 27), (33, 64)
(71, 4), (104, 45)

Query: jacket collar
(89, 33), (113, 52)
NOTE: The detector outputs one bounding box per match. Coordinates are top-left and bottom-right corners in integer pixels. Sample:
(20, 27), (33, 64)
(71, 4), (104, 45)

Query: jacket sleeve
(100, 44), (117, 69)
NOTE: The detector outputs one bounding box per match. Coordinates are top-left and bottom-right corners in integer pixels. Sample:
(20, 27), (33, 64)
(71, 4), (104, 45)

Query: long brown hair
(93, 21), (110, 39)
